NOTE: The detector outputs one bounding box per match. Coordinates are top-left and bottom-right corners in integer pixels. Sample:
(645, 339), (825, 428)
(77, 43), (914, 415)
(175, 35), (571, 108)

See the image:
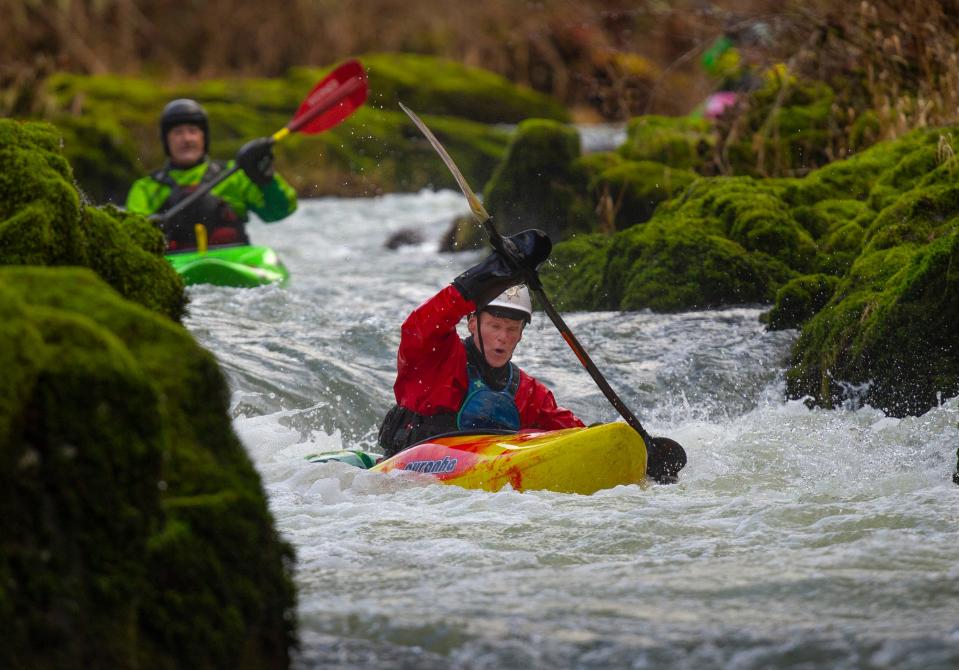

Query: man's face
(166, 124), (205, 167)
(468, 312), (524, 368)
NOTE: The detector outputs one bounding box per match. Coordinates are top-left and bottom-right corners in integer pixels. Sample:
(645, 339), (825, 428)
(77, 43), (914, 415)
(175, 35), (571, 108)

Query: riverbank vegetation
(32, 53), (566, 203)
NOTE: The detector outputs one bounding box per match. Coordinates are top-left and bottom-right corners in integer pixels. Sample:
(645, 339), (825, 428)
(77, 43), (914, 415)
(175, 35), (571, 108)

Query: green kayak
(165, 245), (289, 288)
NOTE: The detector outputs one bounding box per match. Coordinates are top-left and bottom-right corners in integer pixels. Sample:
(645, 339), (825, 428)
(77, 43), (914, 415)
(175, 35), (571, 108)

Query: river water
(184, 190), (959, 670)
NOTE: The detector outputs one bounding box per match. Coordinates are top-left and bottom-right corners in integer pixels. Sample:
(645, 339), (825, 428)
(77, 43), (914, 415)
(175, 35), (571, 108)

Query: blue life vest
(456, 362), (521, 431)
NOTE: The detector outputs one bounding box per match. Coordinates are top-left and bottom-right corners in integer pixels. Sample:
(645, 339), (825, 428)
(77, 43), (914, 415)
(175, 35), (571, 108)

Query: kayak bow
(166, 244), (289, 287)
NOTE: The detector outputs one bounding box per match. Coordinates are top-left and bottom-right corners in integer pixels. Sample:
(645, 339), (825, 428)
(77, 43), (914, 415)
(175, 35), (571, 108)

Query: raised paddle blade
(289, 59), (368, 135)
(398, 102), (490, 225)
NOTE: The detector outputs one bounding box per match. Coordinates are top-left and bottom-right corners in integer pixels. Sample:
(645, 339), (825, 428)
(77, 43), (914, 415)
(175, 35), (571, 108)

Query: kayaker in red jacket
(378, 229), (584, 457)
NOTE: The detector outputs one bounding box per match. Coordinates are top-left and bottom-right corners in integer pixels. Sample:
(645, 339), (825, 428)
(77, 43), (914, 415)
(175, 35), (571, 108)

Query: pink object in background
(704, 91), (740, 119)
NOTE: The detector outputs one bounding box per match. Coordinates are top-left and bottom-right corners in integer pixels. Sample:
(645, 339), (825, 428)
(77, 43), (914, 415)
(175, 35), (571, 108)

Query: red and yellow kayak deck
(371, 423), (647, 495)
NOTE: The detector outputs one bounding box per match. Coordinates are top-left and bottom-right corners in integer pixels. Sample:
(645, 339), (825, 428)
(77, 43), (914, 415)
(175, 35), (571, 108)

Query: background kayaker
(125, 98), (297, 251)
(378, 229), (585, 457)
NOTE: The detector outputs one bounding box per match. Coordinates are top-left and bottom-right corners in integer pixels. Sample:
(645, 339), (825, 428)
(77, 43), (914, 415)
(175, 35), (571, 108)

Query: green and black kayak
(165, 244), (289, 288)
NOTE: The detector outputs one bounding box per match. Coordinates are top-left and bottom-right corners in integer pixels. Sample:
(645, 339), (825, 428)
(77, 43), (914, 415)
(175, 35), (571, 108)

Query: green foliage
(0, 120), (185, 321)
(721, 73), (836, 176)
(0, 267), (296, 668)
(618, 115), (714, 171)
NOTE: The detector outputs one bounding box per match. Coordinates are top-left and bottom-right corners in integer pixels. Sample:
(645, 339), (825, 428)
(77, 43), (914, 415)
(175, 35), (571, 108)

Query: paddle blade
(289, 59), (368, 135)
(646, 436), (687, 484)
(398, 102), (491, 225)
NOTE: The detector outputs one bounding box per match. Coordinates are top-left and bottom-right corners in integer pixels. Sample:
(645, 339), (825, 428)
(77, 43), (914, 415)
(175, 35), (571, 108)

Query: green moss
(606, 219), (777, 311)
(573, 152), (626, 176)
(294, 52), (569, 124)
(587, 160), (697, 229)
(791, 198), (869, 241)
(539, 234), (612, 311)
(764, 273), (840, 330)
(864, 184), (959, 252)
(722, 75), (836, 176)
(866, 143), (941, 212)
(787, 224), (959, 416)
(618, 115), (713, 171)
(0, 120), (185, 321)
(35, 54), (552, 201)
(0, 267), (296, 668)
(483, 119), (589, 241)
(664, 176), (817, 272)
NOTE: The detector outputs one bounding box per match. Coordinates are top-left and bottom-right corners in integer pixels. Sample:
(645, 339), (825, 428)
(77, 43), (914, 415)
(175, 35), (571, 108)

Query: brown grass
(2, 0), (955, 152)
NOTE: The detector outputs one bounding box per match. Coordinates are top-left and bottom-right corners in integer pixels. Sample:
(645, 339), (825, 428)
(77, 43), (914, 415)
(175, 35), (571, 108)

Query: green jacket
(126, 160), (297, 222)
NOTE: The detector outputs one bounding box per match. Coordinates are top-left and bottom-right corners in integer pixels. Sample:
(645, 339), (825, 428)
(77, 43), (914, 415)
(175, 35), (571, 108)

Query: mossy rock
(545, 214), (781, 313)
(763, 273), (840, 330)
(603, 219), (778, 311)
(539, 233), (612, 311)
(662, 176), (818, 272)
(0, 266), (295, 668)
(864, 183), (959, 252)
(618, 115), (714, 171)
(790, 198), (869, 241)
(866, 147), (939, 213)
(787, 230), (959, 416)
(482, 118), (591, 242)
(586, 160), (698, 230)
(0, 120), (185, 321)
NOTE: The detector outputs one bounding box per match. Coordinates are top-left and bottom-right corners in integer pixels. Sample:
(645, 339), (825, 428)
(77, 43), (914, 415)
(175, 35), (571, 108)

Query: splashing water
(183, 190), (959, 670)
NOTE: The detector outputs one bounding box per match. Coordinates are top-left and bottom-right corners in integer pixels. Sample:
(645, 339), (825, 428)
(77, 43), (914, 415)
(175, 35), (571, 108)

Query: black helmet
(160, 98), (209, 155)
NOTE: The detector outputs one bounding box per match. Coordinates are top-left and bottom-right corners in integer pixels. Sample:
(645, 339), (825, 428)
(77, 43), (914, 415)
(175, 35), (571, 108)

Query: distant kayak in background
(166, 244), (289, 287)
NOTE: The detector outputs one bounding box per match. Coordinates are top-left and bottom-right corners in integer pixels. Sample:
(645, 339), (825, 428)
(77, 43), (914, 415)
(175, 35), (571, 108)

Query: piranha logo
(404, 456), (458, 475)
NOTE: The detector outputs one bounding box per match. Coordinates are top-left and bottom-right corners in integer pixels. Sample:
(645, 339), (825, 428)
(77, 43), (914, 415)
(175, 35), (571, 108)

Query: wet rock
(384, 227), (424, 249)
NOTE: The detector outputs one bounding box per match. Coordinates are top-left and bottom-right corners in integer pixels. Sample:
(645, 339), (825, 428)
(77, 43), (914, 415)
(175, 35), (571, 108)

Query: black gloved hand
(236, 137), (275, 185)
(497, 228), (552, 274)
(453, 229), (552, 307)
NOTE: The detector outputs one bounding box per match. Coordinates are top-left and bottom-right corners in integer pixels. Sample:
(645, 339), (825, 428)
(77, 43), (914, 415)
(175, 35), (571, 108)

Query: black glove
(453, 229), (552, 307)
(236, 137), (275, 185)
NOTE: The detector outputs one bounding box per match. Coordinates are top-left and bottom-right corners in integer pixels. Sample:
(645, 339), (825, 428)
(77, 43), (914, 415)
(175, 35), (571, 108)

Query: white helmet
(483, 285), (532, 323)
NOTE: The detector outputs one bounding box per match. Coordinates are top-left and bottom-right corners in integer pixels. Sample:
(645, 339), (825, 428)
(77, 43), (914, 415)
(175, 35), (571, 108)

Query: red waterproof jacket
(393, 284), (584, 430)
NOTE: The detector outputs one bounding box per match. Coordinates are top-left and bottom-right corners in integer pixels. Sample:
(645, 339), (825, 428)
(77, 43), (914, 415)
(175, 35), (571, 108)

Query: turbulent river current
(183, 190), (959, 670)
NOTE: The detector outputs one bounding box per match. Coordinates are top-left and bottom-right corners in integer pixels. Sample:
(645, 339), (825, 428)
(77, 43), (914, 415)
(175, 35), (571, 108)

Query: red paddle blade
(288, 59), (368, 134)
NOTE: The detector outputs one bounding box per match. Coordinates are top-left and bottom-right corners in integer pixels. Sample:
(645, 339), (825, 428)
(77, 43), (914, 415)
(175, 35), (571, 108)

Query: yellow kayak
(371, 423), (648, 495)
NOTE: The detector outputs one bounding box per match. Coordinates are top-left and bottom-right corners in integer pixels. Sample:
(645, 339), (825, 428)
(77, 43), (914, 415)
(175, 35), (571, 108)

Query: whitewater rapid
(183, 190), (959, 670)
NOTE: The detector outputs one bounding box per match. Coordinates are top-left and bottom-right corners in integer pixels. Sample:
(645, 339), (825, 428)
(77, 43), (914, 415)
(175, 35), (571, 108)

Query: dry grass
(780, 0), (959, 144)
(0, 0), (768, 118)
(3, 0), (955, 156)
